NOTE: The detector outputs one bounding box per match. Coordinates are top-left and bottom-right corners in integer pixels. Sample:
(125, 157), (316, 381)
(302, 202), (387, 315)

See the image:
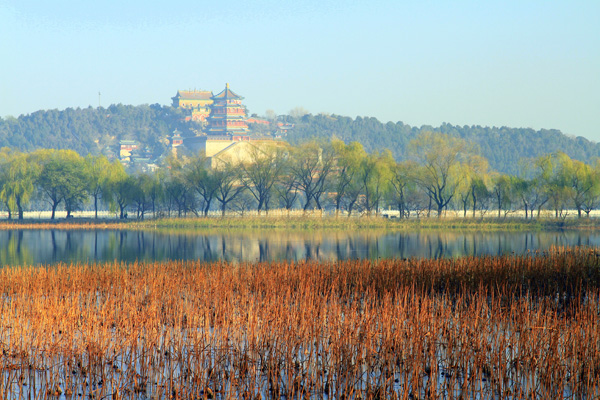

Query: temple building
(171, 90), (213, 121)
(176, 83), (281, 169)
(206, 83), (249, 136)
(119, 139), (139, 160)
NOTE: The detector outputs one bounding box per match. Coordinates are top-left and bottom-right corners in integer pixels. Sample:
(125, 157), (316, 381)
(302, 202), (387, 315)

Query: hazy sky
(1, 1), (599, 140)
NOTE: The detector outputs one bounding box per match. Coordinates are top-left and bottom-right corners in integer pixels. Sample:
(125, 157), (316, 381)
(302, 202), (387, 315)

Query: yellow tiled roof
(174, 90), (213, 100)
(212, 83), (243, 100)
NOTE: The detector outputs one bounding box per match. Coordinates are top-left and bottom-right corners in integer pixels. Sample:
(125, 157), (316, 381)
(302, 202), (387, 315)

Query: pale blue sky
(1, 1), (599, 140)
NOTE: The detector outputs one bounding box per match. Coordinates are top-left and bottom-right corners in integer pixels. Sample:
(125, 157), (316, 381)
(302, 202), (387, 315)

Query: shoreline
(0, 215), (599, 231)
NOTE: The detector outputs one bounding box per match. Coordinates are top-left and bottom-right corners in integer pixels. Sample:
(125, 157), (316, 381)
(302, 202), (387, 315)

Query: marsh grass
(2, 214), (600, 232)
(0, 247), (599, 398)
(138, 215), (600, 232)
(0, 220), (128, 230)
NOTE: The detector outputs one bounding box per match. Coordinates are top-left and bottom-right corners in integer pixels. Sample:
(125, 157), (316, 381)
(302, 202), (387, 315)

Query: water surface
(2, 229), (600, 266)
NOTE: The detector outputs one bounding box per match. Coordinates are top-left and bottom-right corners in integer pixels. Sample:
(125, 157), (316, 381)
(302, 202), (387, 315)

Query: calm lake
(2, 229), (600, 266)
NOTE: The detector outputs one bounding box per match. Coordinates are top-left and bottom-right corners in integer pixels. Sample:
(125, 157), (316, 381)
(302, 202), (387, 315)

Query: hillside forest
(1, 133), (599, 220)
(1, 104), (599, 175)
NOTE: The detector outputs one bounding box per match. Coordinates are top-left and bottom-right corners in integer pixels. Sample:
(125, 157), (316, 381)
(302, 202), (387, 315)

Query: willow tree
(331, 140), (366, 217)
(34, 149), (88, 219)
(553, 152), (600, 218)
(465, 155), (492, 217)
(0, 149), (39, 220)
(102, 160), (132, 219)
(389, 160), (419, 218)
(239, 144), (286, 214)
(359, 150), (394, 216)
(409, 132), (471, 217)
(513, 156), (553, 219)
(185, 155), (217, 216)
(492, 173), (515, 218)
(213, 158), (245, 217)
(289, 141), (336, 211)
(84, 154), (111, 219)
(274, 156), (300, 212)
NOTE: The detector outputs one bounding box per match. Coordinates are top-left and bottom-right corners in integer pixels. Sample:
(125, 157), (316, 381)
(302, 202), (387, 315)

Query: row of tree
(3, 104), (599, 176)
(1, 132), (600, 220)
(285, 113), (600, 175)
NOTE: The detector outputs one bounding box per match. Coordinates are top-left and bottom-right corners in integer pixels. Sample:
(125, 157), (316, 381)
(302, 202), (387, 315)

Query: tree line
(1, 132), (600, 220)
(284, 114), (600, 175)
(2, 104), (599, 176)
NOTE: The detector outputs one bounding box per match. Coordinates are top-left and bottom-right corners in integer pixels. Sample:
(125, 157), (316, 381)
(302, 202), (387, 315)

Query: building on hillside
(177, 84), (285, 169)
(206, 83), (249, 136)
(171, 130), (183, 147)
(276, 122), (294, 137)
(169, 130), (184, 157)
(119, 139), (139, 160)
(246, 117), (270, 125)
(171, 90), (213, 121)
(185, 135), (285, 169)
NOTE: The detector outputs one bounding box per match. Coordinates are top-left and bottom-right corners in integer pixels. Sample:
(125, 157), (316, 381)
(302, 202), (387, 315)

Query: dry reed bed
(0, 248), (599, 399)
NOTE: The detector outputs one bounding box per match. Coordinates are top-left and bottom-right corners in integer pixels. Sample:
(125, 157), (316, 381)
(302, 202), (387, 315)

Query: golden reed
(0, 247), (598, 398)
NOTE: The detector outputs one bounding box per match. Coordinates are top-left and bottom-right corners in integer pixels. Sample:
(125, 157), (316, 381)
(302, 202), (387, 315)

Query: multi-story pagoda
(177, 83), (281, 169)
(206, 83), (248, 137)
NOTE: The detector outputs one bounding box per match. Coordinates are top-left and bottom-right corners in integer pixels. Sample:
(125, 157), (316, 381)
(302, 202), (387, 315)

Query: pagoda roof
(212, 83), (244, 100)
(173, 90), (213, 100)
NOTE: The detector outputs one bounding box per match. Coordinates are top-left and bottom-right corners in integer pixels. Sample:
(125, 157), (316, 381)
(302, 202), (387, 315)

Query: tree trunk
(17, 198), (23, 220)
(51, 203), (58, 220)
(347, 200), (356, 217)
(303, 196), (312, 211)
(204, 200), (212, 216)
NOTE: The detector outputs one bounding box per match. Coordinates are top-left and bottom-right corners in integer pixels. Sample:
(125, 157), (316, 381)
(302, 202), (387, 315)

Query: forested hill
(284, 114), (600, 175)
(0, 104), (191, 159)
(1, 104), (598, 174)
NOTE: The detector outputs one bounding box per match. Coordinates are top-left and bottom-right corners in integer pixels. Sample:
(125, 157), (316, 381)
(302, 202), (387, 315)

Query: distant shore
(1, 212), (600, 231)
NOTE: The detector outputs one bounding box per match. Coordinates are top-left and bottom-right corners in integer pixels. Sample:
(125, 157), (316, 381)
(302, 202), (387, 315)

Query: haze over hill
(0, 104), (598, 175)
(2, 2), (599, 142)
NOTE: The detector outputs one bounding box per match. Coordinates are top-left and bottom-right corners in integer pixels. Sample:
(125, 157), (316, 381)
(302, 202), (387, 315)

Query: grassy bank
(1, 248), (599, 398)
(126, 215), (600, 232)
(1, 215), (600, 232)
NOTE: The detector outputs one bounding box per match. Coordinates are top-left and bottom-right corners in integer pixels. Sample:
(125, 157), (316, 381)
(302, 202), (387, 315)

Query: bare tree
(239, 144), (286, 214)
(185, 155), (218, 216)
(289, 141), (335, 212)
(213, 159), (245, 217)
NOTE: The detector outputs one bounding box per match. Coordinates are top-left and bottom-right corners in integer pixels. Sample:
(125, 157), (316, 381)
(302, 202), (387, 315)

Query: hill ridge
(1, 105), (597, 175)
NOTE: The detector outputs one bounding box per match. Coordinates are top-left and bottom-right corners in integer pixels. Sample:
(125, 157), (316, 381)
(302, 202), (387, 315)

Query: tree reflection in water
(1, 229), (600, 266)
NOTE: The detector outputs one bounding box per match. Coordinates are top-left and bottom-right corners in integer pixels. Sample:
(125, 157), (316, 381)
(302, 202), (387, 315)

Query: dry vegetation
(0, 222), (127, 231)
(3, 214), (600, 233)
(1, 248), (599, 399)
